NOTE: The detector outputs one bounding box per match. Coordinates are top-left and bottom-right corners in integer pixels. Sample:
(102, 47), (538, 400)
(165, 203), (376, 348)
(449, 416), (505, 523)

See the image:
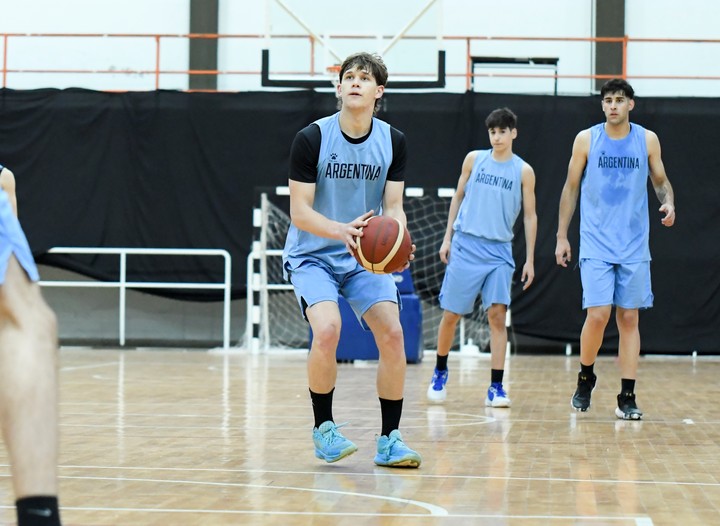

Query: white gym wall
(0, 0), (717, 95)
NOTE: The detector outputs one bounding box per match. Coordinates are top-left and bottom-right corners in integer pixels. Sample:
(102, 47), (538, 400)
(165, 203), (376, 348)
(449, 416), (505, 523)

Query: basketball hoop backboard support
(261, 49), (446, 89)
(471, 56), (560, 95)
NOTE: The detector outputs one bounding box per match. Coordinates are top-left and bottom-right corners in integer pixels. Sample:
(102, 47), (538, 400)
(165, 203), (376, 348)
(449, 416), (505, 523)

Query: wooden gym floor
(0, 348), (718, 525)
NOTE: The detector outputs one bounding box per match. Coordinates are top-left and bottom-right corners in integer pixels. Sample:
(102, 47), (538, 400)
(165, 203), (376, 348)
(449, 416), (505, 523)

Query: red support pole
(2, 35), (8, 88)
(155, 35), (161, 90)
(622, 35), (628, 79)
(466, 37), (471, 92)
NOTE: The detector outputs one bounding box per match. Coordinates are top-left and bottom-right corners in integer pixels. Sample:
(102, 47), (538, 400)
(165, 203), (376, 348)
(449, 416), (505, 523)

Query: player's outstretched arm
(440, 151), (476, 264)
(521, 163), (537, 289)
(555, 130), (589, 267)
(646, 130), (675, 227)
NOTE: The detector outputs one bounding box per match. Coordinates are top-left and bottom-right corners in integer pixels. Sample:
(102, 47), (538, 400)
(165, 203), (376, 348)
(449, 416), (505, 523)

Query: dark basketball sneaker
(615, 392), (643, 420)
(571, 372), (597, 412)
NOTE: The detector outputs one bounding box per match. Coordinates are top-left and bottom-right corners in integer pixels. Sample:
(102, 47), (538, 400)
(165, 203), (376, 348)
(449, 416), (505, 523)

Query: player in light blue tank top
(283, 112), (392, 274)
(427, 108), (537, 409)
(282, 52), (421, 468)
(555, 79), (676, 420)
(580, 122), (650, 263)
(454, 149), (524, 243)
(0, 163), (63, 524)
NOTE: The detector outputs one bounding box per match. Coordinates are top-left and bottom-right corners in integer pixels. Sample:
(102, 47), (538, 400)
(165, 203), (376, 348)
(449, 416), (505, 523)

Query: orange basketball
(353, 215), (412, 274)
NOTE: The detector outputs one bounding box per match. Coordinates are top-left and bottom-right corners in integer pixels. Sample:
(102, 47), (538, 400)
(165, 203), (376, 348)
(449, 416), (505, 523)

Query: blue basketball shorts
(439, 231), (514, 314)
(579, 258), (653, 310)
(286, 257), (400, 325)
(0, 192), (39, 284)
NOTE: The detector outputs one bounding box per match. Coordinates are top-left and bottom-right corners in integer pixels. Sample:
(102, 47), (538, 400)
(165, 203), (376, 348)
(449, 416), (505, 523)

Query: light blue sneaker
(426, 367), (448, 402)
(374, 430), (422, 468)
(485, 382), (511, 408)
(312, 421), (358, 463)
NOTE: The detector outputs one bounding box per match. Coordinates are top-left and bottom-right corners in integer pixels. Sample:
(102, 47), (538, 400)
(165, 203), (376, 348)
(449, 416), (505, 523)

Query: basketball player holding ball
(427, 108), (537, 407)
(282, 52), (421, 467)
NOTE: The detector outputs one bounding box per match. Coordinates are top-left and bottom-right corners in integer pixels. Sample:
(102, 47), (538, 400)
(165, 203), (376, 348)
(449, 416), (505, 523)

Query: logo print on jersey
(597, 150), (640, 170)
(475, 165), (513, 190)
(323, 156), (382, 180)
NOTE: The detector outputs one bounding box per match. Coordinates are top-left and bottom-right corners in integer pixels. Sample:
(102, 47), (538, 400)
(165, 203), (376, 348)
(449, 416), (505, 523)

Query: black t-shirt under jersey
(288, 121), (407, 183)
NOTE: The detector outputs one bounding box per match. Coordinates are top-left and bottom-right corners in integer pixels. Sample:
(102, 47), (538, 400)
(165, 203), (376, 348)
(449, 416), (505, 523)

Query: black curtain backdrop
(1, 88), (718, 352)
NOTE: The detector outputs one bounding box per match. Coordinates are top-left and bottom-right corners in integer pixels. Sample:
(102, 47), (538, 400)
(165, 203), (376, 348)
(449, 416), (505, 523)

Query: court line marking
(0, 469), (660, 524)
(60, 361), (119, 372)
(0, 504), (654, 523)
(0, 472), (655, 524)
(52, 408), (500, 431)
(43, 465), (720, 489)
(50, 474), (449, 516)
(49, 416), (720, 429)
(55, 421), (494, 431)
(0, 505), (653, 526)
(55, 408), (486, 419)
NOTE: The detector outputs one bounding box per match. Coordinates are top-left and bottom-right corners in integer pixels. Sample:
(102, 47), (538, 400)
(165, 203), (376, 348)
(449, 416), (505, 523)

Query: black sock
(379, 397), (403, 437)
(621, 378), (636, 395)
(310, 388), (334, 429)
(16, 496), (61, 526)
(580, 362), (595, 376)
(436, 354), (448, 371)
(491, 369), (504, 385)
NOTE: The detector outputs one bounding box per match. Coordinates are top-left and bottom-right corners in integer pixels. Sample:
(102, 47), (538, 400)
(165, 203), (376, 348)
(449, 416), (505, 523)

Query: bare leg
(436, 310), (461, 358)
(487, 304), (507, 370)
(0, 258), (59, 498)
(364, 302), (406, 400)
(305, 301), (342, 394)
(580, 306), (612, 366)
(615, 307), (640, 379)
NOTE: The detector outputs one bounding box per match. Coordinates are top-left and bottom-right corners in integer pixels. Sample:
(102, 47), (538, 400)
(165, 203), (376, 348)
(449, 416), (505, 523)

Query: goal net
(245, 187), (490, 353)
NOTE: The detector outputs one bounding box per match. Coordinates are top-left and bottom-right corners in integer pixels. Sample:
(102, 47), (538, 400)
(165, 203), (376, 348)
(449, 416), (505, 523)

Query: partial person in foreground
(282, 52), (421, 467)
(554, 79), (675, 420)
(0, 164), (62, 525)
(427, 107), (537, 407)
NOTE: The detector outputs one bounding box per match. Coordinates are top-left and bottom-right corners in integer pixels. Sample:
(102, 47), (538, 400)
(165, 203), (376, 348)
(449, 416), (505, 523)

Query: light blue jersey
(440, 150), (524, 312)
(283, 113), (393, 274)
(0, 167), (40, 283)
(454, 150), (524, 243)
(580, 123), (650, 263)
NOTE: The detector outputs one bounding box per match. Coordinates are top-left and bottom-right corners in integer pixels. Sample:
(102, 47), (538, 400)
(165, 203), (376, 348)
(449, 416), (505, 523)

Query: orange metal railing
(2, 32), (719, 92)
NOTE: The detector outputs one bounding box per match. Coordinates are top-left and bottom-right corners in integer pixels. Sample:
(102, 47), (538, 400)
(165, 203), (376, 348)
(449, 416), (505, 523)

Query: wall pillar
(189, 0), (219, 90)
(594, 0), (625, 91)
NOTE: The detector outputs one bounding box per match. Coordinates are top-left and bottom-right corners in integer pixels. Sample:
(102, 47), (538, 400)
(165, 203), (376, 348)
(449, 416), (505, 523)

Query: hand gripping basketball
(352, 215), (413, 274)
